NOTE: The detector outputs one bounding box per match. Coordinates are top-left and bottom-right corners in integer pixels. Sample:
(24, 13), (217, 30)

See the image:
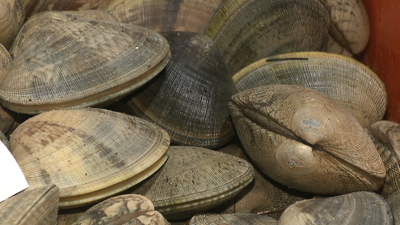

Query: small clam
(229, 85), (385, 194)
(0, 0), (25, 49)
(188, 213), (277, 225)
(278, 191), (393, 225)
(10, 108), (170, 208)
(74, 194), (169, 225)
(126, 31), (236, 148)
(233, 52), (387, 128)
(128, 146), (255, 220)
(0, 17), (170, 114)
(0, 185), (59, 224)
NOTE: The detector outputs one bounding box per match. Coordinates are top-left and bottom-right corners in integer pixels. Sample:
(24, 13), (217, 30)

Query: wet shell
(233, 52), (387, 128)
(0, 185), (59, 225)
(188, 213), (277, 225)
(229, 85), (385, 194)
(0, 19), (170, 114)
(74, 194), (169, 225)
(10, 108), (170, 208)
(278, 191), (393, 225)
(0, 0), (25, 49)
(205, 0), (330, 75)
(126, 32), (236, 148)
(128, 146), (255, 220)
(105, 0), (224, 34)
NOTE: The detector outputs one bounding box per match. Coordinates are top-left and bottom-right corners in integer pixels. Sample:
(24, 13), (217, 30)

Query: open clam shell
(0, 19), (170, 114)
(0, 185), (59, 225)
(233, 52), (387, 128)
(205, 0), (330, 75)
(128, 146), (255, 220)
(126, 31), (236, 148)
(229, 85), (385, 194)
(188, 213), (278, 225)
(74, 194), (169, 225)
(278, 191), (393, 225)
(0, 0), (25, 49)
(105, 0), (224, 34)
(10, 108), (170, 208)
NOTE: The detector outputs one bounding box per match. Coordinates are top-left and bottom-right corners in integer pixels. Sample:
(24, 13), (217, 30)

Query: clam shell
(0, 19), (170, 114)
(229, 85), (385, 194)
(10, 108), (170, 208)
(105, 0), (224, 34)
(386, 189), (400, 224)
(233, 52), (387, 128)
(278, 191), (393, 225)
(0, 0), (25, 49)
(74, 194), (169, 225)
(205, 0), (330, 75)
(126, 31), (236, 148)
(188, 213), (277, 225)
(128, 146), (255, 220)
(326, 35), (353, 57)
(0, 185), (59, 225)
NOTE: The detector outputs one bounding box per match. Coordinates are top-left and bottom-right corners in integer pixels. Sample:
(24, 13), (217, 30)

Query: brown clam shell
(188, 213), (278, 225)
(229, 85), (385, 194)
(0, 0), (25, 49)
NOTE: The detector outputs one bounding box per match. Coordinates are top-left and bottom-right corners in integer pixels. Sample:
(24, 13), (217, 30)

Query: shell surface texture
(0, 185), (59, 225)
(0, 0), (25, 49)
(278, 191), (393, 225)
(188, 213), (278, 225)
(0, 17), (171, 114)
(229, 84), (385, 194)
(126, 31), (237, 148)
(233, 52), (387, 128)
(10, 107), (170, 208)
(128, 146), (255, 220)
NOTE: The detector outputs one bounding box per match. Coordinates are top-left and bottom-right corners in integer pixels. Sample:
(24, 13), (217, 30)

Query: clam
(386, 189), (400, 224)
(10, 108), (170, 208)
(188, 213), (278, 225)
(0, 0), (25, 49)
(128, 146), (255, 220)
(74, 194), (169, 225)
(0, 185), (59, 225)
(105, 0), (224, 34)
(326, 35), (353, 57)
(229, 85), (385, 194)
(0, 17), (170, 114)
(126, 31), (236, 148)
(233, 52), (387, 128)
(205, 0), (330, 75)
(278, 191), (393, 225)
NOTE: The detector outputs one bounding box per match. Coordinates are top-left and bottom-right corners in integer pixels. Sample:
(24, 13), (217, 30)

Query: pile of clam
(0, 0), (397, 224)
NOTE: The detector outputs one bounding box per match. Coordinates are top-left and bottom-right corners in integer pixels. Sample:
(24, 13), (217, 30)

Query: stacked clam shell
(0, 0), (394, 224)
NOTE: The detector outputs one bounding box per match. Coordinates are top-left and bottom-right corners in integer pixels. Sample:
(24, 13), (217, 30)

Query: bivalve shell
(188, 213), (277, 225)
(10, 108), (170, 208)
(0, 0), (25, 49)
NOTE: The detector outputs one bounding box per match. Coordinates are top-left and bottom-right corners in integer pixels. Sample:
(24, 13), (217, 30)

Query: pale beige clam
(10, 108), (170, 208)
(0, 0), (25, 49)
(188, 213), (278, 225)
(128, 146), (255, 220)
(229, 85), (385, 194)
(0, 185), (59, 225)
(233, 52), (387, 128)
(278, 191), (393, 225)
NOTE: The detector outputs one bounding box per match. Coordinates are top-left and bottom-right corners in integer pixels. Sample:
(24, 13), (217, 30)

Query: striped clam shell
(233, 52), (387, 128)
(10, 108), (170, 208)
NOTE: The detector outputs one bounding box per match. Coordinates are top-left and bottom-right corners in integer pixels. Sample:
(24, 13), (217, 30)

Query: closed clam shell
(278, 191), (393, 225)
(233, 52), (387, 128)
(105, 0), (224, 34)
(10, 108), (170, 208)
(205, 0), (330, 75)
(386, 189), (400, 224)
(229, 85), (385, 194)
(74, 194), (169, 225)
(0, 45), (16, 134)
(128, 146), (255, 220)
(0, 19), (170, 114)
(0, 0), (25, 49)
(0, 185), (59, 225)
(326, 35), (353, 57)
(188, 213), (277, 225)
(126, 32), (236, 148)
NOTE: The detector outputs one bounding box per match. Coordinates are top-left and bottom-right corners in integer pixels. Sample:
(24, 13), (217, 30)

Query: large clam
(0, 0), (25, 49)
(232, 52), (387, 128)
(229, 85), (385, 194)
(10, 108), (170, 208)
(126, 31), (236, 148)
(0, 14), (170, 114)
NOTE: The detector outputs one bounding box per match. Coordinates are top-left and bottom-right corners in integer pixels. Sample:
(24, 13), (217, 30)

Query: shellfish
(0, 0), (25, 49)
(188, 213), (278, 225)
